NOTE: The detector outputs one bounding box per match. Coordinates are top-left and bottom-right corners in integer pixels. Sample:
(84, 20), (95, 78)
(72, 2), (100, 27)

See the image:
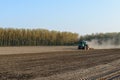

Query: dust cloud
(87, 39), (120, 49)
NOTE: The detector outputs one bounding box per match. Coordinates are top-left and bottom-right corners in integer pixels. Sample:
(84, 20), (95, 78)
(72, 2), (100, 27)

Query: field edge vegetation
(0, 28), (120, 46)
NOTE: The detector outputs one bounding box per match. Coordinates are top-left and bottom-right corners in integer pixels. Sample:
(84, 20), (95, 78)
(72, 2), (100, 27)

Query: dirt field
(0, 47), (120, 80)
(0, 46), (77, 55)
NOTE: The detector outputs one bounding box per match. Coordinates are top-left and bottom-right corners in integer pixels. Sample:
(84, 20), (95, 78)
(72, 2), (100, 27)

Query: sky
(0, 0), (120, 35)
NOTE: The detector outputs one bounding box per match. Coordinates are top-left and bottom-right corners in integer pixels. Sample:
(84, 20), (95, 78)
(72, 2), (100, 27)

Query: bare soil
(0, 46), (77, 55)
(0, 47), (119, 80)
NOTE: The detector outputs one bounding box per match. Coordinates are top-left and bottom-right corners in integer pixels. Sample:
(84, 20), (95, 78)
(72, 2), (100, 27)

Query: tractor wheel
(85, 46), (89, 50)
(84, 46), (87, 50)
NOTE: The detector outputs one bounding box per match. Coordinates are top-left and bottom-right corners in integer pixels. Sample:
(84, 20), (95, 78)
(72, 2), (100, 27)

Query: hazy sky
(0, 0), (120, 35)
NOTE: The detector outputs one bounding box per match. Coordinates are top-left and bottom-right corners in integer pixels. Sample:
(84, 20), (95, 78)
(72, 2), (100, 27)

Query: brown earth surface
(0, 47), (119, 80)
(0, 46), (77, 55)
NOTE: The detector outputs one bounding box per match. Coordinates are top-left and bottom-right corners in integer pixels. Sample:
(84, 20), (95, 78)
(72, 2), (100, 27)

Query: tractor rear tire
(85, 46), (89, 50)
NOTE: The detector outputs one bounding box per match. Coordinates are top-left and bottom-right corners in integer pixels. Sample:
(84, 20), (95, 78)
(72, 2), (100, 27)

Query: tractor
(78, 40), (89, 50)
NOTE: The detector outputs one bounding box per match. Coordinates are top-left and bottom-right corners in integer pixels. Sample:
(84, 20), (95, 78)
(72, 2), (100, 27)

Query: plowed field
(0, 47), (119, 80)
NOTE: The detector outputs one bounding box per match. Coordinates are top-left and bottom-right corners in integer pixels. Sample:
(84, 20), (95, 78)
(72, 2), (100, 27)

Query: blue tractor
(78, 40), (89, 50)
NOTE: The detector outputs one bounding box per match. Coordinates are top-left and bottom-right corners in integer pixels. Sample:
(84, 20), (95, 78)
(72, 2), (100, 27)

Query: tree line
(0, 28), (79, 46)
(0, 28), (119, 46)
